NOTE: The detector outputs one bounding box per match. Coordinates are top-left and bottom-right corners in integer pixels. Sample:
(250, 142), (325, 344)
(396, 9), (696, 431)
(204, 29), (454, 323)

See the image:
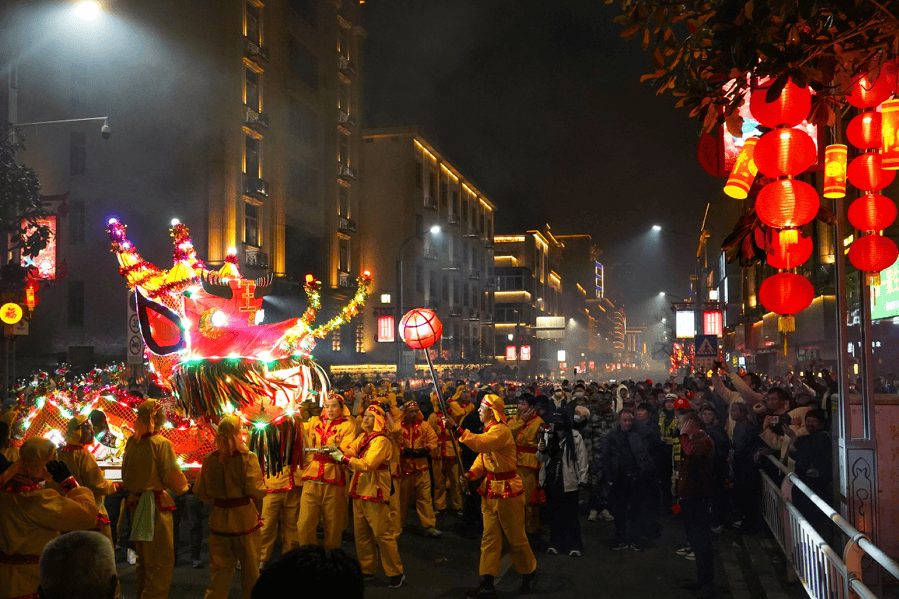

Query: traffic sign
(694, 334), (718, 373)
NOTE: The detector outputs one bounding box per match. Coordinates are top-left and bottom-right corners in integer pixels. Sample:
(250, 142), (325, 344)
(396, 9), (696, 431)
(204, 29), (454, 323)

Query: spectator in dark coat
(786, 409), (833, 540)
(700, 404), (731, 532)
(678, 412), (715, 598)
(730, 402), (761, 532)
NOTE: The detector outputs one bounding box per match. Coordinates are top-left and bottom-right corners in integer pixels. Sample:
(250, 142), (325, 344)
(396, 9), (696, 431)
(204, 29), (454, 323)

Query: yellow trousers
(388, 482), (402, 537)
(258, 489), (301, 562)
(132, 509), (175, 599)
(517, 468), (541, 534)
(296, 482), (346, 549)
(399, 470), (436, 529)
(205, 530), (261, 599)
(353, 499), (403, 577)
(433, 459), (462, 511)
(479, 493), (537, 577)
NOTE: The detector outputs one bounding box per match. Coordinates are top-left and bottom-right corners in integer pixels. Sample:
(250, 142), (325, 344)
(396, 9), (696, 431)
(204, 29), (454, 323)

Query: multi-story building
(358, 127), (496, 376)
(1, 0), (365, 371)
(493, 228), (564, 377)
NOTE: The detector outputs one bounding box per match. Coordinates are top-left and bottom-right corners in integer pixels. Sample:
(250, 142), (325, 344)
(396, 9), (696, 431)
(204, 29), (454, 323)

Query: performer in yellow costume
(258, 416), (304, 567)
(122, 400), (190, 599)
(507, 394), (544, 535)
(447, 394), (538, 599)
(193, 415), (267, 599)
(0, 409), (24, 463)
(331, 405), (405, 588)
(396, 401), (441, 537)
(0, 437), (99, 599)
(52, 415), (119, 542)
(296, 393), (357, 549)
(427, 404), (463, 515)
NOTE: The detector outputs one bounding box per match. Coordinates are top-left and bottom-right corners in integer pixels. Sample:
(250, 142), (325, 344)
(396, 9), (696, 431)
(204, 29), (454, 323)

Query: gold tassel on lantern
(778, 228), (799, 247)
(778, 315), (795, 333)
(784, 335), (788, 357)
(867, 272), (882, 287)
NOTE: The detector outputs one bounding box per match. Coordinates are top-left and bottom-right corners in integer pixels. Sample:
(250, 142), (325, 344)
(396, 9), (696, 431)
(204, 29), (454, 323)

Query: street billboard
(871, 260), (899, 320)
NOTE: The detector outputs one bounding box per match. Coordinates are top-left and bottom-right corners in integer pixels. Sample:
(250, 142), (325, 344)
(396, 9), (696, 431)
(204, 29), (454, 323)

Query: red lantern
(846, 111), (882, 150)
(749, 78), (812, 128)
(847, 194), (898, 232)
(752, 128), (817, 177)
(846, 70), (896, 109)
(882, 99), (899, 170)
(399, 308), (443, 349)
(759, 272), (815, 332)
(847, 152), (896, 191)
(723, 138), (758, 199)
(755, 179), (819, 229)
(848, 234), (899, 285)
(823, 144), (848, 198)
(767, 232), (813, 270)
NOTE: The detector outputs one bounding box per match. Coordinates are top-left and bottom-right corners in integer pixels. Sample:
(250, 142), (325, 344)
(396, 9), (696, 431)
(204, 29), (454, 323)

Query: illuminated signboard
(588, 361), (595, 369)
(703, 310), (723, 337)
(377, 315), (395, 342)
(675, 310), (696, 338)
(871, 260), (899, 320)
(22, 216), (57, 280)
(520, 345), (531, 361)
(557, 350), (566, 362)
(505, 345), (517, 361)
(0, 303), (23, 324)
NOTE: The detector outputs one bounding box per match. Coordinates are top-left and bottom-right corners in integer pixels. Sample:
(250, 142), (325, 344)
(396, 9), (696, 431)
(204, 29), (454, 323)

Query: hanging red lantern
(759, 272), (815, 332)
(846, 70), (896, 109)
(749, 78), (812, 128)
(755, 179), (819, 229)
(823, 144), (848, 198)
(723, 138), (759, 199)
(399, 308), (443, 349)
(847, 152), (896, 191)
(767, 232), (813, 270)
(846, 111), (883, 150)
(848, 234), (899, 285)
(882, 99), (899, 169)
(847, 194), (898, 232)
(752, 128), (817, 177)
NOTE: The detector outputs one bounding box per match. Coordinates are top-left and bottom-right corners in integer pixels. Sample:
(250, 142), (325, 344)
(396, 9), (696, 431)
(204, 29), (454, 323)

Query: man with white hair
(38, 531), (118, 599)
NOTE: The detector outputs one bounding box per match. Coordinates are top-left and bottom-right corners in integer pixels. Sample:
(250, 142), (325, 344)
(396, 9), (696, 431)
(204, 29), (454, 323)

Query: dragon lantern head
(106, 219), (372, 424)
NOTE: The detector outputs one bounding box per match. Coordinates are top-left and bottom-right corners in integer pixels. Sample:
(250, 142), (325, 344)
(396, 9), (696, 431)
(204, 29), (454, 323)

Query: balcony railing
(423, 250), (439, 261)
(244, 106), (269, 130)
(339, 55), (356, 74)
(245, 38), (269, 64)
(338, 216), (357, 233)
(464, 226), (478, 238)
(244, 177), (269, 198)
(469, 272), (480, 280)
(449, 307), (462, 317)
(424, 195), (438, 210)
(338, 110), (357, 127)
(424, 300), (439, 310)
(468, 313), (480, 321)
(244, 249), (269, 269)
(337, 164), (356, 181)
(485, 279), (496, 288)
(338, 272), (353, 288)
(485, 240), (494, 249)
(448, 213), (460, 224)
(484, 313), (494, 324)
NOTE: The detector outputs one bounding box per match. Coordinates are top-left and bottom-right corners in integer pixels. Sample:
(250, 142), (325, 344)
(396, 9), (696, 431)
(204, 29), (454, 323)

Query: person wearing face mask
(537, 411), (588, 556)
(508, 393), (544, 537)
(571, 384), (587, 405)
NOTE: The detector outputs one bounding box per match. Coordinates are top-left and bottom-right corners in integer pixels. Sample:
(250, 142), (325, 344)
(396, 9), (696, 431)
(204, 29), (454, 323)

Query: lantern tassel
(778, 228), (799, 247)
(784, 334), (788, 357)
(866, 272), (881, 287)
(778, 315), (795, 333)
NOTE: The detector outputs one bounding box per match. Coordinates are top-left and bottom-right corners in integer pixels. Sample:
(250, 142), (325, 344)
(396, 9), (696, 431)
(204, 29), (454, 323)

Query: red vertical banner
(520, 345), (531, 361)
(505, 345), (517, 361)
(377, 315), (395, 342)
(703, 310), (723, 337)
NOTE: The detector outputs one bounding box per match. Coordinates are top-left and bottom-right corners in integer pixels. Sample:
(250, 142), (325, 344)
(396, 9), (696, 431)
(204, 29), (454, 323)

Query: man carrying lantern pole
(397, 400), (442, 537)
(428, 402), (464, 516)
(296, 393), (357, 549)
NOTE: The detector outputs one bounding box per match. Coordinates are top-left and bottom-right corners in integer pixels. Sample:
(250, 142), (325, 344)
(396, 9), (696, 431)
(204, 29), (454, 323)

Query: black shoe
(520, 569), (538, 594)
(466, 585), (497, 599)
(611, 541), (629, 551)
(387, 573), (405, 588)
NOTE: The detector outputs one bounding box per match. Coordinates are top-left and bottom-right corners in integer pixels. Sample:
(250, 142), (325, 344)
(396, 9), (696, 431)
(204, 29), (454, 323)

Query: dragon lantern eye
(254, 310), (264, 325)
(211, 311), (228, 327)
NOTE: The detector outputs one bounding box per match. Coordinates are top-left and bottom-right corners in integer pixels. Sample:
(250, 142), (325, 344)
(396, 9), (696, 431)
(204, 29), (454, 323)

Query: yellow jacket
(399, 417), (438, 475)
(0, 482), (98, 599)
(345, 432), (393, 504)
(122, 433), (189, 511)
(52, 445), (117, 521)
(194, 450), (267, 536)
(427, 412), (458, 459)
(507, 413), (544, 471)
(460, 421), (524, 499)
(301, 415), (356, 485)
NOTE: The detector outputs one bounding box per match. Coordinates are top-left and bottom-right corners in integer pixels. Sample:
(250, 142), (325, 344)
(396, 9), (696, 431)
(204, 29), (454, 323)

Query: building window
(331, 329), (341, 352)
(246, 2), (260, 43)
(377, 315), (395, 342)
(429, 270), (437, 299)
(428, 169), (437, 206)
(415, 214), (423, 237)
(415, 161), (423, 188)
(69, 200), (85, 246)
(288, 37), (318, 88)
(453, 190), (460, 218)
(355, 319), (364, 353)
(462, 197), (469, 221)
(289, 160), (319, 206)
(244, 135), (260, 177)
(339, 237), (349, 272)
(244, 202), (259, 247)
(70, 132), (86, 176)
(338, 79), (350, 114)
(416, 264), (423, 293)
(337, 132), (349, 165)
(245, 67), (260, 110)
(67, 281), (84, 326)
(338, 184), (349, 216)
(442, 275), (449, 301)
(338, 26), (350, 58)
(289, 0), (316, 26)
(289, 99), (318, 145)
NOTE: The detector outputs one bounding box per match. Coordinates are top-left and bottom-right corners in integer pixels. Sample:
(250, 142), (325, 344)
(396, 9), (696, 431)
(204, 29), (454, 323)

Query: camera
(380, 401), (391, 412)
(100, 119), (111, 140)
(768, 412), (792, 435)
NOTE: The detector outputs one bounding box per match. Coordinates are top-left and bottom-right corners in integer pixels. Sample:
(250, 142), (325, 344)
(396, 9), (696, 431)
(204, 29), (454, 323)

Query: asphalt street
(115, 500), (808, 599)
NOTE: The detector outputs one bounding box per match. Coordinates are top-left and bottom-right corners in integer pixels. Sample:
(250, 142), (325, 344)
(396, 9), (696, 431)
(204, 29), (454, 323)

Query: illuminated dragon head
(106, 219), (372, 425)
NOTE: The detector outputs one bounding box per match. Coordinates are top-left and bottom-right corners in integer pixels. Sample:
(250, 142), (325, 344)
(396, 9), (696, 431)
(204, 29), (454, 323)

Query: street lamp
(652, 224), (662, 231)
(74, 0), (102, 20)
(395, 225), (441, 376)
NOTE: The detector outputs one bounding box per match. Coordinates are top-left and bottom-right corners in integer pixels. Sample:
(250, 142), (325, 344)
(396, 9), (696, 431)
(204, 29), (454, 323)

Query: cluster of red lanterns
(841, 63), (899, 286)
(747, 77), (818, 333)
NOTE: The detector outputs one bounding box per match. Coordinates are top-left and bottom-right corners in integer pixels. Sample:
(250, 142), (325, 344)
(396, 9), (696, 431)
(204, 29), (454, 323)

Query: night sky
(362, 0), (732, 327)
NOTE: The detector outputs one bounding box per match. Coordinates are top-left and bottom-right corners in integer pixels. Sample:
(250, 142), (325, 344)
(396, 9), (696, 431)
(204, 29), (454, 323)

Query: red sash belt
(516, 446), (537, 454)
(312, 454), (337, 464)
(438, 435), (454, 442)
(0, 551), (40, 565)
(377, 463), (390, 471)
(213, 496), (251, 508)
(486, 470), (517, 481)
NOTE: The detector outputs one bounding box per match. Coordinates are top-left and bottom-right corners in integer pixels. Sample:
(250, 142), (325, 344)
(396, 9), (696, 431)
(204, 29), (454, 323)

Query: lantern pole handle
(422, 348), (469, 494)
